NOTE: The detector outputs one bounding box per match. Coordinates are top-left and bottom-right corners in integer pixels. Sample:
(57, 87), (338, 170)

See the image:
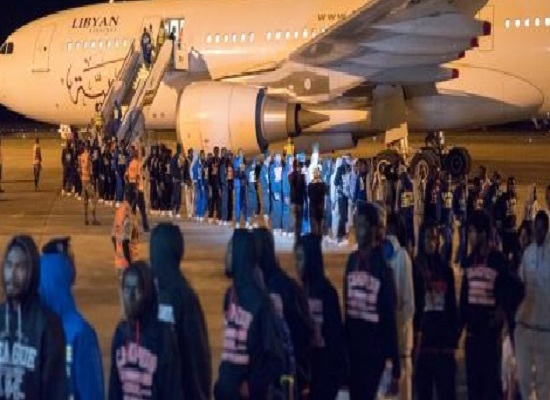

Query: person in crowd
(163, 147), (175, 216)
(39, 237), (104, 400)
(413, 222), (459, 400)
(1, 235), (67, 399)
(344, 203), (400, 400)
(308, 167), (326, 237)
(184, 147), (194, 219)
(108, 261), (184, 400)
(441, 172), (454, 264)
(353, 159), (368, 208)
(485, 172), (503, 219)
(0, 137), (4, 193)
(253, 227), (314, 398)
(395, 166), (415, 254)
(91, 138), (101, 197)
(478, 165), (492, 200)
(497, 176), (519, 258)
(79, 142), (100, 225)
(515, 210), (550, 400)
(290, 158), (307, 238)
(125, 147), (140, 206)
(147, 145), (160, 214)
(260, 152), (272, 227)
(208, 146), (222, 223)
(132, 145), (150, 232)
(169, 144), (184, 218)
(414, 165), (428, 246)
(150, 223), (212, 399)
(270, 153), (284, 234)
(294, 234), (346, 399)
(111, 186), (139, 274)
(32, 137), (42, 190)
(282, 154), (293, 236)
(424, 167), (442, 225)
(192, 150), (205, 221)
(322, 158), (334, 240)
(453, 174), (469, 265)
(114, 141), (128, 208)
(61, 140), (73, 196)
(386, 213), (415, 400)
(214, 229), (284, 399)
(233, 149), (247, 228)
(459, 210), (522, 400)
(523, 184), (539, 223)
(246, 157), (259, 228)
(108, 141), (117, 204)
(335, 157), (351, 246)
(220, 148), (230, 225)
(330, 158), (342, 243)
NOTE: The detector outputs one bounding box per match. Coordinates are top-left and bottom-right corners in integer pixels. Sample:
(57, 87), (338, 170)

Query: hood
(252, 228), (278, 280)
(231, 230), (263, 308)
(2, 235), (41, 310)
(39, 253), (77, 318)
(123, 262), (157, 326)
(300, 234), (325, 297)
(150, 223), (185, 291)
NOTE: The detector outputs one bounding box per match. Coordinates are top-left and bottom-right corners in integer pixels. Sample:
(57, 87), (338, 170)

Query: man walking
(79, 143), (100, 225)
(33, 137), (42, 190)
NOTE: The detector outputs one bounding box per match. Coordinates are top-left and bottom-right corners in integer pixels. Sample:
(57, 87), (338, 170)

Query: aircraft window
(546, 17), (550, 27)
(123, 39), (128, 47)
(107, 40), (112, 49)
(303, 29), (309, 39)
(321, 27), (327, 33)
(267, 32), (272, 41)
(535, 18), (541, 27)
(249, 32), (254, 42)
(524, 18), (530, 27)
(76, 41), (81, 50)
(514, 19), (520, 28)
(6, 43), (13, 54)
(206, 35), (212, 44)
(311, 29), (317, 37)
(84, 41), (89, 49)
(224, 34), (229, 43)
(115, 39), (120, 47)
(91, 41), (96, 49)
(67, 42), (73, 51)
(505, 19), (510, 29)
(240, 33), (246, 42)
(285, 31), (290, 40)
(232, 33), (238, 43)
(294, 31), (299, 39)
(99, 40), (104, 49)
(275, 31), (281, 40)
(215, 34), (220, 43)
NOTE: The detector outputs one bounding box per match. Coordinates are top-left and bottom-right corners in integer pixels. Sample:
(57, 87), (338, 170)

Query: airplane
(0, 0), (547, 177)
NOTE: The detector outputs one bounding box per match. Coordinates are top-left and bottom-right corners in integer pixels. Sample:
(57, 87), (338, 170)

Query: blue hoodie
(39, 253), (105, 400)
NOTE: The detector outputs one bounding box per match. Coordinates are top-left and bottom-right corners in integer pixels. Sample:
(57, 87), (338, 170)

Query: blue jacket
(282, 157), (292, 197)
(39, 254), (104, 400)
(260, 162), (271, 195)
(269, 162), (284, 200)
(233, 156), (245, 187)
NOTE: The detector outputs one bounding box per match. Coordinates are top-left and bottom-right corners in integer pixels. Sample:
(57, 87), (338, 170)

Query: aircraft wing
(244, 0), (490, 99)
(291, 0), (490, 82)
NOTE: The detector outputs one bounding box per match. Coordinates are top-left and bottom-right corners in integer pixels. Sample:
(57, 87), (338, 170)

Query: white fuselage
(0, 0), (548, 131)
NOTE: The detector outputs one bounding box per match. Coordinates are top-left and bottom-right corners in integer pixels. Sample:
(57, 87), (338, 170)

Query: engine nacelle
(176, 82), (298, 153)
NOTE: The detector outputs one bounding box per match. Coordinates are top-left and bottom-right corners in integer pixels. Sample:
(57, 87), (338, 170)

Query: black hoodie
(108, 262), (184, 400)
(215, 230), (284, 400)
(150, 224), (212, 400)
(0, 235), (67, 400)
(253, 228), (314, 397)
(300, 235), (346, 400)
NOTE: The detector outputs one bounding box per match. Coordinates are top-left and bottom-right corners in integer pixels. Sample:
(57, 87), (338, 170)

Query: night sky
(0, 0), (97, 124)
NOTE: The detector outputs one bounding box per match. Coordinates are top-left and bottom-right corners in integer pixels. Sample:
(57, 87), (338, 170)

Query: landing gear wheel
(410, 150), (439, 179)
(445, 147), (471, 179)
(375, 151), (401, 175)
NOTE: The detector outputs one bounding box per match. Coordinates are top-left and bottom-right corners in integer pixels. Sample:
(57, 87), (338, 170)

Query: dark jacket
(301, 235), (346, 399)
(108, 263), (184, 400)
(0, 236), (68, 400)
(40, 253), (104, 400)
(215, 230), (284, 400)
(413, 254), (458, 351)
(253, 228), (314, 396)
(150, 224), (212, 400)
(308, 180), (326, 215)
(344, 247), (401, 378)
(290, 170), (306, 206)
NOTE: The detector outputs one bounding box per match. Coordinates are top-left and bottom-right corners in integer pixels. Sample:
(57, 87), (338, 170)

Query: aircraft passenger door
(32, 25), (56, 72)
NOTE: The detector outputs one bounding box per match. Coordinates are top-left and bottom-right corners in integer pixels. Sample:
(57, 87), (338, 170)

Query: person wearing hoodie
(253, 228), (314, 398)
(39, 237), (104, 400)
(515, 210), (550, 400)
(246, 157), (259, 228)
(412, 222), (459, 400)
(344, 203), (400, 400)
(215, 229), (285, 399)
(295, 234), (346, 400)
(0, 235), (67, 399)
(385, 213), (415, 400)
(260, 152), (272, 227)
(150, 223), (212, 400)
(109, 261), (184, 400)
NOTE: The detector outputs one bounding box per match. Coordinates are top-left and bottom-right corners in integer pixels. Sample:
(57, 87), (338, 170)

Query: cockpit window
(0, 42), (14, 55)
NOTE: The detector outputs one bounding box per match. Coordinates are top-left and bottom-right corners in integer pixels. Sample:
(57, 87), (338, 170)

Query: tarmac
(0, 131), (549, 398)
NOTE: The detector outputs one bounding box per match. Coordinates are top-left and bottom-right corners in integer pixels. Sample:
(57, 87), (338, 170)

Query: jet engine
(176, 82), (302, 153)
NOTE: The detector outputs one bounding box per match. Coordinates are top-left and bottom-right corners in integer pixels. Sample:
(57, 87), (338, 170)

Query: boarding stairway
(101, 39), (175, 146)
